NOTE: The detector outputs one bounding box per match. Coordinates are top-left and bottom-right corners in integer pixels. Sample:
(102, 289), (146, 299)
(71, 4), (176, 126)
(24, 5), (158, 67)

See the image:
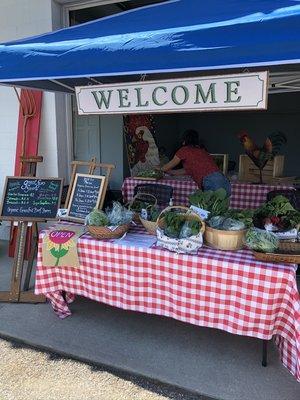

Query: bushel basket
(204, 226), (247, 251)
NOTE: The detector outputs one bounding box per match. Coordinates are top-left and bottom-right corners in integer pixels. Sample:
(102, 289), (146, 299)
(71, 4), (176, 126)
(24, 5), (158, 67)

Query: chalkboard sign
(0, 177), (63, 221)
(65, 173), (106, 222)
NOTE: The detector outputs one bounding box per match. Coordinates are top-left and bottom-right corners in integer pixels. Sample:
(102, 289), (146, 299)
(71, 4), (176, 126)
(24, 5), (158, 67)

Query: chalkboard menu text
(65, 174), (106, 222)
(0, 177), (63, 221)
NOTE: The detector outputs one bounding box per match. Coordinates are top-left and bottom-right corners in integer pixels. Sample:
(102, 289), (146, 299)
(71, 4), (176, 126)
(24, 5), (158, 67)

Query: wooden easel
(5, 156), (45, 302)
(18, 156), (44, 294)
(64, 158), (115, 209)
(1, 176), (63, 303)
(0, 219), (45, 303)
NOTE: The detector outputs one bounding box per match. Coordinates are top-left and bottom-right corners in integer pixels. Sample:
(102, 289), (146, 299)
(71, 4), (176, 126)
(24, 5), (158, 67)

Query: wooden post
(0, 221), (45, 303)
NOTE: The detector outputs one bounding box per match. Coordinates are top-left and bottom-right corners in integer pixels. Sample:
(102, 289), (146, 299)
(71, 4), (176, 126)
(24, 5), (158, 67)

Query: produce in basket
(136, 169), (164, 179)
(208, 216), (246, 231)
(142, 205), (160, 222)
(86, 202), (133, 227)
(105, 201), (133, 225)
(85, 208), (109, 226)
(163, 210), (201, 239)
(245, 228), (279, 253)
(189, 188), (229, 216)
(179, 220), (200, 238)
(254, 195), (300, 231)
(130, 199), (151, 213)
(223, 209), (254, 228)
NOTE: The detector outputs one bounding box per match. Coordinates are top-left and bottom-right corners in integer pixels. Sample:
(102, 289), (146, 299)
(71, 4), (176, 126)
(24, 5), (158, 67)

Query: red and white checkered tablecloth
(35, 224), (300, 382)
(230, 182), (294, 209)
(122, 177), (293, 209)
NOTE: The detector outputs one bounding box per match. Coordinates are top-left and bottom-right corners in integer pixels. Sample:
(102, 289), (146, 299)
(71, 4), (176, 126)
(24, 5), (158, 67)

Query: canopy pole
(89, 78), (102, 84)
(50, 80), (74, 92)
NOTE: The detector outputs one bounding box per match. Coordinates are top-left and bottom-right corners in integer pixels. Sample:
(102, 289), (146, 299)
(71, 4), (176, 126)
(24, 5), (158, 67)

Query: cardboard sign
(65, 173), (106, 222)
(0, 177), (63, 221)
(42, 225), (86, 268)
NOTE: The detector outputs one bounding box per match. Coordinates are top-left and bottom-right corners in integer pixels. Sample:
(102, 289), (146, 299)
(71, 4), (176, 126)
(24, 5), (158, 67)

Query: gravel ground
(0, 338), (173, 400)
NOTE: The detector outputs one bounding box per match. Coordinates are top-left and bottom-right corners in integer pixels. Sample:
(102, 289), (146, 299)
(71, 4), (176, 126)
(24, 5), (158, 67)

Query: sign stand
(0, 177), (63, 303)
(23, 221), (39, 292)
(0, 220), (45, 303)
(64, 159), (115, 210)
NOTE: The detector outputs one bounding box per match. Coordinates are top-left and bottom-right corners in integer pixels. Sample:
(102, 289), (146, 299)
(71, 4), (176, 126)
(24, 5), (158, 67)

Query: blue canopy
(1, 0), (300, 93)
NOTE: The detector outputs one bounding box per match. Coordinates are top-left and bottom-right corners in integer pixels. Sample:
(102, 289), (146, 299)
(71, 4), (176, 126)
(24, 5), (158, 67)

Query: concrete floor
(0, 241), (299, 400)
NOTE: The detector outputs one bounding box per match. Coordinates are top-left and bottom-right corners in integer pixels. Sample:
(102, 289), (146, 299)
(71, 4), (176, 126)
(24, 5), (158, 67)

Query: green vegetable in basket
(136, 169), (163, 179)
(281, 210), (300, 229)
(147, 206), (160, 222)
(223, 209), (254, 228)
(208, 216), (245, 231)
(255, 195), (295, 219)
(189, 188), (229, 216)
(163, 210), (201, 239)
(208, 216), (226, 229)
(222, 218), (246, 231)
(130, 199), (150, 213)
(179, 220), (201, 238)
(163, 211), (186, 238)
(85, 208), (109, 226)
(245, 228), (279, 253)
(106, 201), (133, 225)
(254, 195), (300, 230)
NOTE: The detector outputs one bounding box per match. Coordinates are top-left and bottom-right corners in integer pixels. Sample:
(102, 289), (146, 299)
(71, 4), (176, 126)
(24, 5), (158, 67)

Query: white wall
(0, 0), (64, 238)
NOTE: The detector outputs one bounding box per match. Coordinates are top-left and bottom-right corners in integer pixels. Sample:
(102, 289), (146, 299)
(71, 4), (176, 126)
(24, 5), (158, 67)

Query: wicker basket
(157, 206), (205, 233)
(204, 226), (247, 251)
(87, 223), (130, 240)
(128, 193), (157, 224)
(156, 206), (205, 253)
(253, 241), (300, 263)
(139, 216), (157, 235)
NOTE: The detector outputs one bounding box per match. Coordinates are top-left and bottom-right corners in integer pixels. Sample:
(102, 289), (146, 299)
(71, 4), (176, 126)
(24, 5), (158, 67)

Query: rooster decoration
(238, 130), (287, 183)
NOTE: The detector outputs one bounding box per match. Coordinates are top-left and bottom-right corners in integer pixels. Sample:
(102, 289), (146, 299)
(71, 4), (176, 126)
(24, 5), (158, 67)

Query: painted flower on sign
(45, 230), (75, 266)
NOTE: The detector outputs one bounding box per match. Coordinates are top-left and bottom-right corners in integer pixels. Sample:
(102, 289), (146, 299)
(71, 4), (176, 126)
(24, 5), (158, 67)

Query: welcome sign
(75, 72), (268, 115)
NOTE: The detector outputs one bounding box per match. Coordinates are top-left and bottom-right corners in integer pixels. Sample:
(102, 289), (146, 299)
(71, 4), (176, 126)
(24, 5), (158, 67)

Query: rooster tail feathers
(264, 131), (287, 155)
(268, 131), (287, 144)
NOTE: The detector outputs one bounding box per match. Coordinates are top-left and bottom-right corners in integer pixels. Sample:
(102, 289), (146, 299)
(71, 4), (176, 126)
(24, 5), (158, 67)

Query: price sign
(65, 174), (106, 222)
(0, 177), (63, 221)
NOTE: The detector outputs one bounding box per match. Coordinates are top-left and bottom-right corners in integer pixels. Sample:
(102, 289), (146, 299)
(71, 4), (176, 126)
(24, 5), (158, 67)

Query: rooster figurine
(238, 130), (287, 183)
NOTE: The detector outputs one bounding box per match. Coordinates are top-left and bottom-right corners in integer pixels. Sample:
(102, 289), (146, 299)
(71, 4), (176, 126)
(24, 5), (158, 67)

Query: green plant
(162, 211), (201, 238)
(224, 209), (254, 228)
(254, 195), (300, 230)
(189, 188), (229, 216)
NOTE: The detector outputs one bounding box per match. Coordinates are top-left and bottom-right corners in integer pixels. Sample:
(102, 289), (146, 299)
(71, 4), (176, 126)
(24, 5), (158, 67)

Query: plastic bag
(208, 216), (226, 229)
(245, 228), (279, 253)
(208, 216), (245, 231)
(179, 221), (193, 239)
(106, 201), (133, 226)
(222, 218), (245, 231)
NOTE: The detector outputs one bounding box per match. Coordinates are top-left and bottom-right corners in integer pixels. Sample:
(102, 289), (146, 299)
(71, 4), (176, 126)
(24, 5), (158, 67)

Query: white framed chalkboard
(0, 177), (63, 221)
(64, 173), (106, 222)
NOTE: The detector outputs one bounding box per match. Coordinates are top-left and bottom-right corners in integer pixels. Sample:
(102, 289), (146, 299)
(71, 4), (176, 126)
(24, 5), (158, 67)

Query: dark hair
(182, 129), (199, 147)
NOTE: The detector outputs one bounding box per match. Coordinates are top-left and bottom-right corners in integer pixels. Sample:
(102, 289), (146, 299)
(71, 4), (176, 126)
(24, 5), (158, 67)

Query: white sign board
(75, 72), (268, 115)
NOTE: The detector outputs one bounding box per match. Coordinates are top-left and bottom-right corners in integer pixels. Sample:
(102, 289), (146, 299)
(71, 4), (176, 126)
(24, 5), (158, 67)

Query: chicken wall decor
(238, 130), (287, 183)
